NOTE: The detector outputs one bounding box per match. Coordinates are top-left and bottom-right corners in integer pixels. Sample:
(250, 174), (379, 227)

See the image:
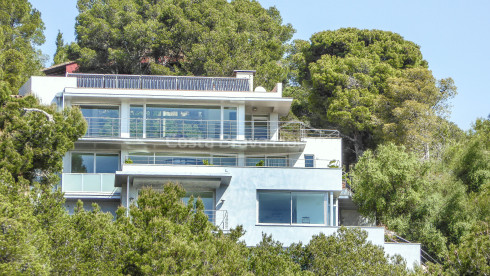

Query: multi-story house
(19, 70), (421, 269)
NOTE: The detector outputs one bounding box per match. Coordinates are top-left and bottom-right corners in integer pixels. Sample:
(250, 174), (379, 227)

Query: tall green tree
(447, 118), (490, 193)
(0, 170), (51, 275)
(351, 134), (489, 260)
(0, 0), (45, 91)
(120, 184), (252, 275)
(73, 0), (294, 89)
(288, 28), (456, 163)
(53, 30), (69, 65)
(0, 86), (86, 182)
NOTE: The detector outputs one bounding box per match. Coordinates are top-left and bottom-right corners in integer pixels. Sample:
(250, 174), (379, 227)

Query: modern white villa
(19, 70), (421, 269)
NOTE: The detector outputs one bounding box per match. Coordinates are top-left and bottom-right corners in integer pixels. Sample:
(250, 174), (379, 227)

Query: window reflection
(71, 153), (119, 173)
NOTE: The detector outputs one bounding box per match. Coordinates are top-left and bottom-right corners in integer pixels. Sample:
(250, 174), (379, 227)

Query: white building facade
(19, 70), (420, 269)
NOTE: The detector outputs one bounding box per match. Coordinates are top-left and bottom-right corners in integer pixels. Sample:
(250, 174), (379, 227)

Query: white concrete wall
(19, 76), (77, 105)
(248, 226), (385, 247)
(64, 87), (284, 99)
(384, 243), (421, 270)
(123, 166), (342, 245)
(294, 138), (342, 168)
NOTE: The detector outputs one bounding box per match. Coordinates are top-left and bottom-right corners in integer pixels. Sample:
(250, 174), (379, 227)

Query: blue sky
(30, 0), (489, 130)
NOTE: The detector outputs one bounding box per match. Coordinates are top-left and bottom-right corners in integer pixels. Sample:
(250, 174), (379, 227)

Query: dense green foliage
(2, 171), (416, 275)
(289, 227), (413, 275)
(351, 119), (489, 272)
(0, 86), (86, 182)
(0, 0), (45, 91)
(68, 0), (294, 89)
(287, 28), (456, 163)
(2, 0), (488, 274)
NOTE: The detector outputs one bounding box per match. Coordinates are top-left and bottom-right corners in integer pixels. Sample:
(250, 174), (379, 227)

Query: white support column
(126, 176), (130, 217)
(220, 105), (224, 140)
(237, 104), (246, 140)
(120, 149), (128, 169)
(335, 197), (338, 226)
(329, 192), (334, 226)
(270, 112), (279, 141)
(120, 101), (130, 138)
(142, 104), (147, 138)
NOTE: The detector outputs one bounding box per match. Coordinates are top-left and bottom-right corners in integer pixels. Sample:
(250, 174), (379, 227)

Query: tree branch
(22, 108), (54, 122)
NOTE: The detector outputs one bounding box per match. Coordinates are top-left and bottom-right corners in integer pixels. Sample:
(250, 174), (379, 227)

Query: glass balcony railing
(125, 155), (341, 168)
(84, 117), (120, 138)
(81, 117), (340, 141)
(62, 173), (120, 194)
(130, 119), (237, 140)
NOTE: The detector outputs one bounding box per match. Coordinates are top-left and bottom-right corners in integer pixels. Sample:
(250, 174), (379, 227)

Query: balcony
(82, 117), (339, 141)
(85, 117), (120, 137)
(67, 73), (250, 92)
(205, 210), (229, 231)
(125, 155), (341, 168)
(62, 173), (121, 198)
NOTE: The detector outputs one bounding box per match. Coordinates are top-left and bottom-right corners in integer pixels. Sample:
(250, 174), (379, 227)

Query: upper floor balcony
(81, 117), (339, 142)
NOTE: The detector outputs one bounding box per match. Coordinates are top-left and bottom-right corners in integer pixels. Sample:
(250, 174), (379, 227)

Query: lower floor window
(257, 191), (337, 225)
(71, 152), (119, 173)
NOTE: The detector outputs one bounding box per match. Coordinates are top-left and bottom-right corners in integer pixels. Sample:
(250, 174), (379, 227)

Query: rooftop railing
(67, 73), (250, 92)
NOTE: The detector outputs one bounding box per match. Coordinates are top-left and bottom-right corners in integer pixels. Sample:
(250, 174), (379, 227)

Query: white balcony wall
(293, 138), (342, 168)
(384, 243), (421, 270)
(62, 173), (120, 194)
(19, 76), (77, 105)
(122, 166), (342, 244)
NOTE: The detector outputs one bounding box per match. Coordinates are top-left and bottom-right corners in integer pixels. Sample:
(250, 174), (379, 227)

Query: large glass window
(258, 192), (291, 223)
(146, 105), (221, 139)
(258, 191), (330, 225)
(292, 193), (324, 224)
(223, 107), (237, 139)
(95, 154), (119, 173)
(80, 106), (120, 137)
(71, 153), (95, 173)
(71, 153), (119, 173)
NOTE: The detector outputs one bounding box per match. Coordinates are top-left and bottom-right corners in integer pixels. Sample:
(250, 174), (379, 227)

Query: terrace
(82, 117), (339, 142)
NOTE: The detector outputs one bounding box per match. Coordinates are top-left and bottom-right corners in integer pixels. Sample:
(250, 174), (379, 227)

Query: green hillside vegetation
(0, 0), (488, 274)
